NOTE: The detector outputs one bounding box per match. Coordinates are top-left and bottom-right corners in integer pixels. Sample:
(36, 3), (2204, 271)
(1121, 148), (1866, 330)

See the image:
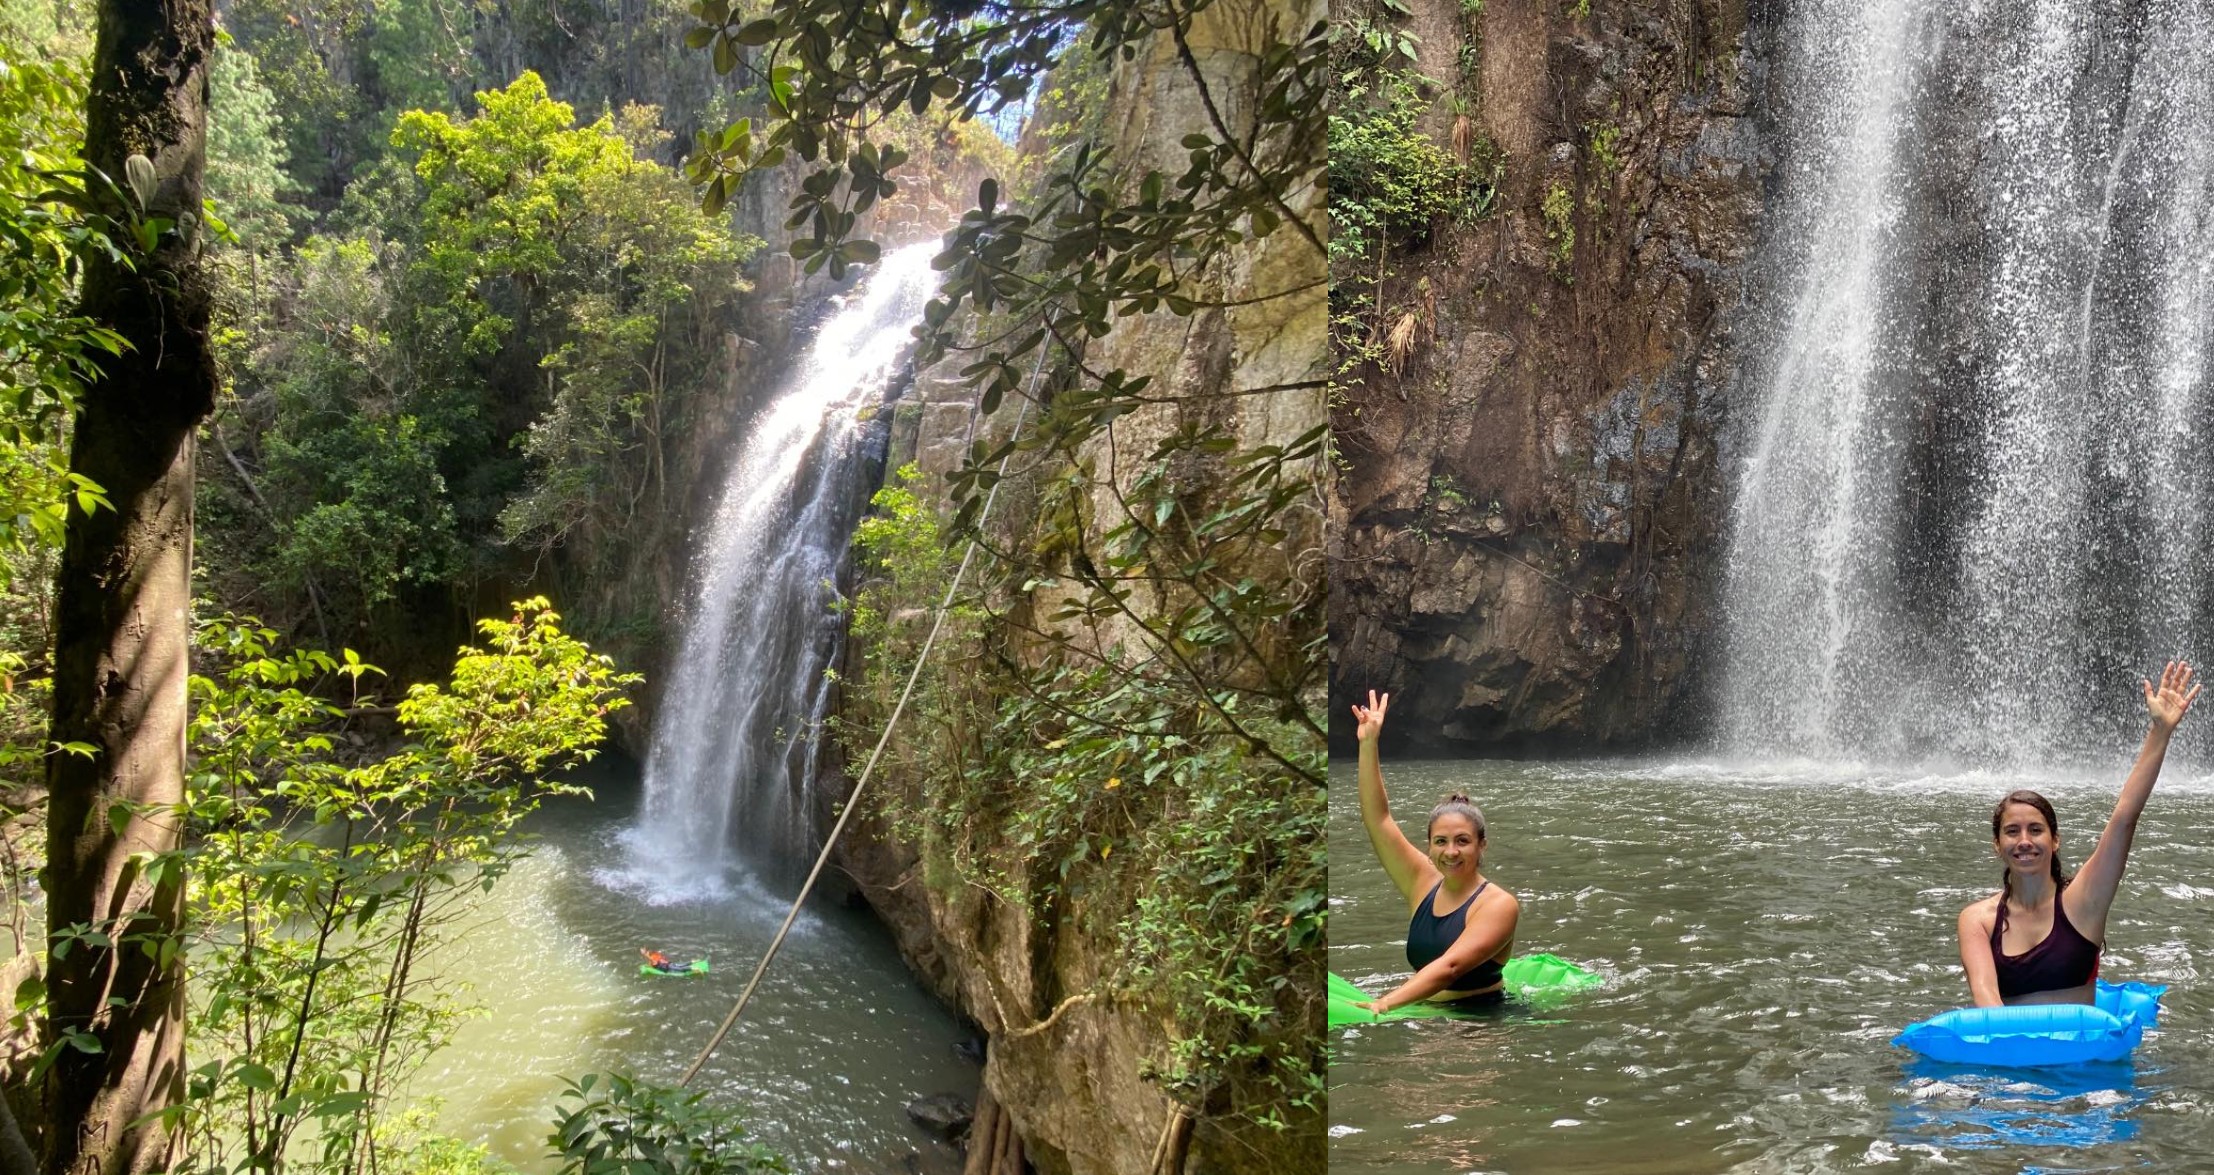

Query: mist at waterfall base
(1329, 760), (2214, 1173)
(1719, 0), (2214, 768)
(614, 242), (941, 899)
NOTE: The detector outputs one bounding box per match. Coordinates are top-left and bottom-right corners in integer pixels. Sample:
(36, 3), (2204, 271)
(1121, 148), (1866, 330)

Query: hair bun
(1445, 792), (1472, 805)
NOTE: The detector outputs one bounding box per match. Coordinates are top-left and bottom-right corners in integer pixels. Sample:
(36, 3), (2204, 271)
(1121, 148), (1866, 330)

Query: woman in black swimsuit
(1957, 661), (2199, 1006)
(1349, 689), (1519, 1014)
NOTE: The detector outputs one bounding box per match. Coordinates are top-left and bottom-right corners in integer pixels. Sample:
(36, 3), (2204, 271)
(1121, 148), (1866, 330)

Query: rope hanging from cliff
(678, 348), (1045, 1088)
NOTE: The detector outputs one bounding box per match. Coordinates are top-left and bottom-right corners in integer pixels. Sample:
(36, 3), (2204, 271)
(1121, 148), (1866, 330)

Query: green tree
(499, 104), (749, 564)
(176, 600), (638, 1174)
(0, 38), (121, 573)
(389, 73), (752, 551)
(205, 34), (300, 251)
(41, 0), (217, 1169)
(264, 412), (459, 616)
(0, 38), (114, 1167)
(215, 0), (374, 206)
(217, 77), (754, 648)
(363, 0), (475, 116)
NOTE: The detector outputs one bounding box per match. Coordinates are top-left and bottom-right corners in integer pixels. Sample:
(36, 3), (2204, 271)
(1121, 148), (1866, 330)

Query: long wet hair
(1428, 793), (1486, 843)
(1992, 789), (2070, 906)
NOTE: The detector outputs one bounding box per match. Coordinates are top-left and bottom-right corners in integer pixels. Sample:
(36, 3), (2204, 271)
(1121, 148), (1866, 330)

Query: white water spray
(1721, 1), (2214, 766)
(622, 243), (941, 895)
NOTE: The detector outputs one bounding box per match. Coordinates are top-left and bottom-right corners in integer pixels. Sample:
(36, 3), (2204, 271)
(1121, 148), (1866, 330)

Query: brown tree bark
(39, 1), (215, 1172)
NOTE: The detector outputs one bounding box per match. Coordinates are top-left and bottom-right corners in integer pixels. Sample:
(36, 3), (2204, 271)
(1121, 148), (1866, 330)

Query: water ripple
(1332, 761), (2214, 1172)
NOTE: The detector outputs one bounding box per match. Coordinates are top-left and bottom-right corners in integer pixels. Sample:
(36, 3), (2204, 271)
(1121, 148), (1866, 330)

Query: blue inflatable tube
(1892, 980), (2165, 1067)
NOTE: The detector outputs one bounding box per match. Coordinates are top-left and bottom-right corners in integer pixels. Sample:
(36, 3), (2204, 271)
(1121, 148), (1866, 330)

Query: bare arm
(1958, 901), (2001, 1008)
(1368, 891), (1519, 1011)
(1354, 690), (1433, 904)
(2071, 661), (2198, 933)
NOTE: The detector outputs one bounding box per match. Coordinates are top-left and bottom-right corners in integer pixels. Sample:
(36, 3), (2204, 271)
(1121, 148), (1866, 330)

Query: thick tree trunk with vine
(40, 1), (216, 1172)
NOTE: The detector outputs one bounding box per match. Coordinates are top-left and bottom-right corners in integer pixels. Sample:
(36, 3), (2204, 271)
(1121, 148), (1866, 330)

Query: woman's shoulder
(1958, 892), (2000, 927)
(1478, 882), (1520, 913)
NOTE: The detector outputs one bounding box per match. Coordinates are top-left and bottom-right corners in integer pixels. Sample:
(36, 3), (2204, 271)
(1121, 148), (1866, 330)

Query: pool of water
(1329, 758), (2214, 1173)
(403, 762), (976, 1173)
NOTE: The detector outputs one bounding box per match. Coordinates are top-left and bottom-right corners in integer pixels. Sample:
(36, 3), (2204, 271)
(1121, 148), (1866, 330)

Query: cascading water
(1720, 1), (2214, 766)
(623, 243), (940, 892)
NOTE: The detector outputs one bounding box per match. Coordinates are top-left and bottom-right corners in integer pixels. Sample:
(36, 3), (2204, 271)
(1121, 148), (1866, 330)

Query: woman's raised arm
(2072, 661), (2199, 930)
(1356, 690), (1433, 904)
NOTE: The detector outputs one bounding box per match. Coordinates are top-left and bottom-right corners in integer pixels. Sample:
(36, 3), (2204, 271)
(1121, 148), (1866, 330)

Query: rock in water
(904, 1094), (973, 1141)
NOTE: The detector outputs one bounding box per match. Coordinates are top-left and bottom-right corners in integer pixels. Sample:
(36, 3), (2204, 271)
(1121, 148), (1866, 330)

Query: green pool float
(1328, 955), (1602, 1027)
(640, 957), (710, 979)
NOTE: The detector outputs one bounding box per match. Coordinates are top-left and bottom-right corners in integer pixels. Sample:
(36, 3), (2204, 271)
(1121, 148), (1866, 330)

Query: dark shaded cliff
(1329, 0), (1775, 755)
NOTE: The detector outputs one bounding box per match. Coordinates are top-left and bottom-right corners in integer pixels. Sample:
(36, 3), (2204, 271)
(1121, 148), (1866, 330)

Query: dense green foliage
(1325, 2), (1497, 380)
(172, 600), (637, 1173)
(549, 1072), (789, 1175)
(206, 35), (301, 251)
(206, 71), (756, 659)
(1329, 70), (1480, 269)
(219, 0), (723, 206)
(845, 464), (1326, 1134)
(0, 40), (120, 573)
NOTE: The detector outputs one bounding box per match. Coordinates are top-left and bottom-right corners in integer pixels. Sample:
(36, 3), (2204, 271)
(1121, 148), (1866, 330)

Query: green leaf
(313, 1091), (370, 1117)
(123, 154), (155, 210)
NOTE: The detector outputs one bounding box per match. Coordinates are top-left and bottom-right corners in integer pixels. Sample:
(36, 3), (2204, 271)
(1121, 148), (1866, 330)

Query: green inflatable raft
(1329, 955), (1601, 1027)
(640, 958), (710, 979)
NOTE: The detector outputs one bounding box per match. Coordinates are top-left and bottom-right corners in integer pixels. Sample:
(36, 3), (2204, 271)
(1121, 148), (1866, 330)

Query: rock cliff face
(1330, 0), (1774, 754)
(827, 2), (1326, 1172)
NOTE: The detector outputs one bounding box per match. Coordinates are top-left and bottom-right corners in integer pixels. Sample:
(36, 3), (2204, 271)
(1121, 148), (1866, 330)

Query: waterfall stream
(1721, 1), (2214, 765)
(623, 243), (940, 891)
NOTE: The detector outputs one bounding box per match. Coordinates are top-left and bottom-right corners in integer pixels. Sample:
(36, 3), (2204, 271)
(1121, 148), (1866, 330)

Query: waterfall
(1720, 0), (2214, 765)
(623, 243), (940, 893)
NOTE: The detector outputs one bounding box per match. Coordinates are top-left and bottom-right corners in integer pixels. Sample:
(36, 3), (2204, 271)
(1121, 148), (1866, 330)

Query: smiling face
(1993, 800), (2059, 879)
(1428, 812), (1483, 879)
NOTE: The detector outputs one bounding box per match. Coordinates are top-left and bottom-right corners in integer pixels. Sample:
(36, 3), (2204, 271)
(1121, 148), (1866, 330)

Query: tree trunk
(41, 1), (215, 1172)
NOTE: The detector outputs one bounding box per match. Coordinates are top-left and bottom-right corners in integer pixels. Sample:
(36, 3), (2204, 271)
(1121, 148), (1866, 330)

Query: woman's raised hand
(1352, 689), (1390, 743)
(2144, 660), (2201, 733)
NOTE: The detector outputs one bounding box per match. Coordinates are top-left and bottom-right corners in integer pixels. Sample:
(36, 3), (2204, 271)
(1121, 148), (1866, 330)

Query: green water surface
(404, 764), (975, 1174)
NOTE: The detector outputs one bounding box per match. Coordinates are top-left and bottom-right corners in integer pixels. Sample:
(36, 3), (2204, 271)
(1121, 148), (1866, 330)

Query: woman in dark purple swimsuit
(1348, 689), (1519, 1014)
(1957, 661), (2200, 1006)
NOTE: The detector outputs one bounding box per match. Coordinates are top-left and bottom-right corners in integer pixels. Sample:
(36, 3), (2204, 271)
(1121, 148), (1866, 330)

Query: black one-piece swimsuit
(1407, 879), (1505, 1007)
(1991, 892), (2101, 1000)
